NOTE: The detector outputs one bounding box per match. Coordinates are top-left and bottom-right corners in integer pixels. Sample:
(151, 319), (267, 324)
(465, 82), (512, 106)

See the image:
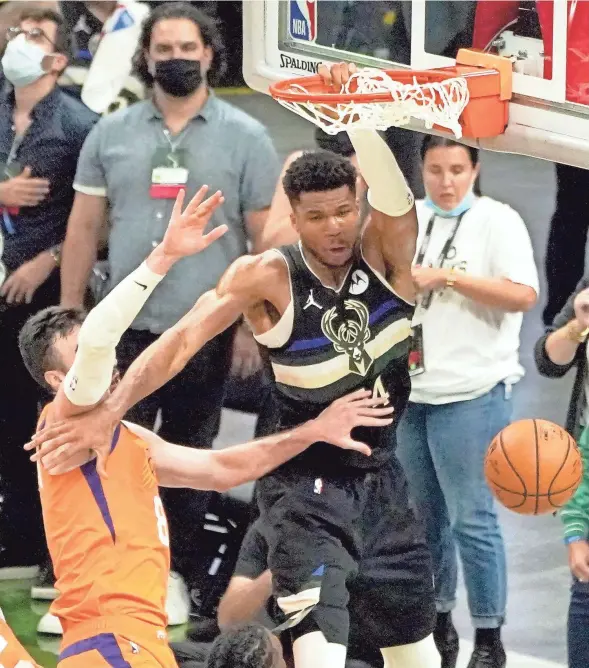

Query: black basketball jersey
(263, 243), (415, 473)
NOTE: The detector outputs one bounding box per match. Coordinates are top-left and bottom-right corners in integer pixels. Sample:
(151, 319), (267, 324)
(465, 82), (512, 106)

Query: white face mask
(1, 33), (47, 88)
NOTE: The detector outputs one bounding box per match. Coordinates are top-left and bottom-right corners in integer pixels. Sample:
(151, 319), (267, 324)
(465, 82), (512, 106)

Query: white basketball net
(274, 68), (470, 139)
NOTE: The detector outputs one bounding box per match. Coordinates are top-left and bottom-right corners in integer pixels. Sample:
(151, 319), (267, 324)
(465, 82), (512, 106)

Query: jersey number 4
(154, 496), (170, 547)
(372, 375), (390, 404)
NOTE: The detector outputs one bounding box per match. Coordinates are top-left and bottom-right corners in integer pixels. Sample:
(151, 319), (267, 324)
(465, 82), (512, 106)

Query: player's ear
(290, 211), (299, 233)
(44, 369), (64, 393)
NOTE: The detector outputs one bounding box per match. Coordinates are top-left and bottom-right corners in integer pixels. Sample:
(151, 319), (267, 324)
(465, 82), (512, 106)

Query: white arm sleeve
(64, 261), (164, 406)
(347, 129), (414, 217)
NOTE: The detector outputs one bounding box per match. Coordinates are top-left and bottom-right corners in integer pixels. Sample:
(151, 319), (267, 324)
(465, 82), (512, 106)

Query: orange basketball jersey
(0, 610), (41, 667)
(37, 404), (170, 641)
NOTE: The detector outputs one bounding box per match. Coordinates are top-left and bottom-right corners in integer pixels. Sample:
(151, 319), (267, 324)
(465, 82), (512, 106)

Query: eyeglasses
(6, 26), (57, 50)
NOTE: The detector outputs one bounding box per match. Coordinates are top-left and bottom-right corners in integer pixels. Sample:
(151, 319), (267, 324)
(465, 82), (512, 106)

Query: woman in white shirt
(396, 135), (539, 668)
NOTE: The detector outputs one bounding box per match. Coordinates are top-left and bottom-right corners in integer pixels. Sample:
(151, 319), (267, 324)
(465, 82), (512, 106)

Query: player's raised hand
(311, 389), (394, 456)
(25, 402), (116, 478)
(160, 186), (227, 261)
(318, 61), (358, 89)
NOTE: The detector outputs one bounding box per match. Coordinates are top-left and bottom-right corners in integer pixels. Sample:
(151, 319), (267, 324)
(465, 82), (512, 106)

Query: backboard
(243, 0), (589, 168)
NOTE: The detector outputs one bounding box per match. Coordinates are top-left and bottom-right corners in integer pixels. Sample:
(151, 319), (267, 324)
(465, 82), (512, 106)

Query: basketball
(484, 419), (583, 515)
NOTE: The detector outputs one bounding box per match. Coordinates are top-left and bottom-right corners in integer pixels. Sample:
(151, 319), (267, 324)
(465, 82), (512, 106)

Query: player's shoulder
(228, 250), (289, 289)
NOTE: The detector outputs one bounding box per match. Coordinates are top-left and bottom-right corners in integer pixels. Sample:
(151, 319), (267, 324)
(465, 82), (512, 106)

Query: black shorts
(256, 458), (436, 648)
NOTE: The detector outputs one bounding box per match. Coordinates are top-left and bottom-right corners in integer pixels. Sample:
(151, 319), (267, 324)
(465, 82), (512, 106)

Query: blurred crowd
(0, 2), (589, 668)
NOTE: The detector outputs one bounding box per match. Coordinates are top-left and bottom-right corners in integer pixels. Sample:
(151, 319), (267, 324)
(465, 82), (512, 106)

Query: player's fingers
(358, 406), (395, 418)
(353, 396), (389, 408)
(331, 62), (346, 87)
(201, 224), (228, 248)
(318, 63), (331, 85)
(5, 281), (22, 304)
(41, 443), (74, 469)
(96, 451), (109, 479)
(184, 185), (209, 216)
(339, 389), (372, 404)
(342, 439), (372, 456)
(340, 62), (353, 85)
(354, 416), (394, 428)
(28, 422), (70, 446)
(169, 188), (186, 223)
(32, 433), (73, 459)
(196, 191), (224, 218)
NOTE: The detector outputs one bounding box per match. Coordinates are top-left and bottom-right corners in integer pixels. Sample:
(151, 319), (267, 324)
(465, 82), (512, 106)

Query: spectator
(395, 135), (539, 668)
(0, 6), (97, 576)
(59, 1), (281, 607)
(535, 282), (589, 668)
(0, 1), (58, 55)
(542, 164), (589, 327)
(58, 0), (150, 114)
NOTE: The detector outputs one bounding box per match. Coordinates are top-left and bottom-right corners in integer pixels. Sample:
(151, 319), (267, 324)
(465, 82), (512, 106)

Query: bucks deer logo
(321, 300), (373, 376)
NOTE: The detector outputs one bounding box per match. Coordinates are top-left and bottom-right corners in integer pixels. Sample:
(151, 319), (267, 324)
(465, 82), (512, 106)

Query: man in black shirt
(0, 6), (97, 574)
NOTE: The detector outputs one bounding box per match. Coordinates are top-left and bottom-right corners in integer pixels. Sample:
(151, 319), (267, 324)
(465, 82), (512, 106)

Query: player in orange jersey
(0, 605), (41, 667)
(18, 188), (392, 667)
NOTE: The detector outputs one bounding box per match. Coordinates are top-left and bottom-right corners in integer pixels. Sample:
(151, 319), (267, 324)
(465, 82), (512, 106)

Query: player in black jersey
(30, 63), (440, 668)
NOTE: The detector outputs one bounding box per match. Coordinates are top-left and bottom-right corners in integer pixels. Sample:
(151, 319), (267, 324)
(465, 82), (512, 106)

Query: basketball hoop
(270, 50), (513, 140)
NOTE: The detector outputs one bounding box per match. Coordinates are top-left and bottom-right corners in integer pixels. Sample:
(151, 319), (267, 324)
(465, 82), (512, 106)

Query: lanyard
(162, 127), (188, 154)
(416, 211), (466, 311)
(1, 135), (25, 236)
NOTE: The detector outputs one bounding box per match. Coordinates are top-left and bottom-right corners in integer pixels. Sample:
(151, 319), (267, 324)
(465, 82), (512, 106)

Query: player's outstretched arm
(125, 390), (393, 491)
(318, 63), (418, 303)
(27, 254), (272, 476)
(51, 187), (226, 422)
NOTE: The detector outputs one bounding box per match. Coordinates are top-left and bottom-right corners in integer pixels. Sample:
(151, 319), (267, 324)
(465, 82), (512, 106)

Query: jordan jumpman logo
(304, 290), (323, 310)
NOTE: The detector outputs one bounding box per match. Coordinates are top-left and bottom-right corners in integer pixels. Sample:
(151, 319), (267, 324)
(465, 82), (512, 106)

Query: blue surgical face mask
(424, 183), (476, 218)
(1, 34), (47, 88)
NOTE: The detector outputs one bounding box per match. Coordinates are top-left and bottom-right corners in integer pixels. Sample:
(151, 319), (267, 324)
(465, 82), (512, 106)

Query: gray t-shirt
(74, 94), (279, 332)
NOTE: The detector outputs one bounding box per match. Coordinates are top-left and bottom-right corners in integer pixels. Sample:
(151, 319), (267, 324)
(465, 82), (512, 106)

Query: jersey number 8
(154, 496), (170, 547)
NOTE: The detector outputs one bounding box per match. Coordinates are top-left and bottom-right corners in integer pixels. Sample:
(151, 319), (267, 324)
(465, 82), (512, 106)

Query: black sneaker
(31, 561), (58, 600)
(467, 643), (507, 668)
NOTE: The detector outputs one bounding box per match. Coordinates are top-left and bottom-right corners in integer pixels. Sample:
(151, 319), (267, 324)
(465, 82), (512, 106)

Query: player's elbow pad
(348, 129), (415, 217)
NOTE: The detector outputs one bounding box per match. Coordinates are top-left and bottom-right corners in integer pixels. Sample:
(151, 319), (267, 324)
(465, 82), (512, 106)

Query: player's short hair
(133, 2), (226, 87)
(18, 7), (70, 56)
(206, 623), (280, 668)
(283, 150), (357, 204)
(314, 128), (355, 157)
(19, 306), (86, 392)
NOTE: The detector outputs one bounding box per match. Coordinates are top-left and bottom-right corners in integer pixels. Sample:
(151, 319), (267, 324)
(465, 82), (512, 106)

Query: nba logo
(289, 0), (317, 43)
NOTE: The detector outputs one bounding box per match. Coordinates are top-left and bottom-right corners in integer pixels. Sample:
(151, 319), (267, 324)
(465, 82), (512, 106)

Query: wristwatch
(445, 267), (458, 288)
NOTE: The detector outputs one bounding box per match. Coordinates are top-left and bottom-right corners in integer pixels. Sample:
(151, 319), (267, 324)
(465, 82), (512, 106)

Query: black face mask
(154, 59), (203, 97)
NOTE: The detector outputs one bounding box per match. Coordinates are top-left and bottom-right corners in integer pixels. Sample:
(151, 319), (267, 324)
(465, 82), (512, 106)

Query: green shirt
(561, 426), (589, 541)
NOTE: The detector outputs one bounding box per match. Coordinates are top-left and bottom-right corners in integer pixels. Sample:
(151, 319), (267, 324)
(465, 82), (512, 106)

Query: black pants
(115, 326), (236, 585)
(0, 270), (60, 567)
(544, 164), (589, 326)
